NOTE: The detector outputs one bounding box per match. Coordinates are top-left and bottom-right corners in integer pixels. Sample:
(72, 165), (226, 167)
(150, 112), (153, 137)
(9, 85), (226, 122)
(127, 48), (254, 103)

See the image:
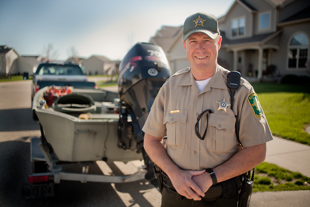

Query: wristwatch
(206, 169), (218, 186)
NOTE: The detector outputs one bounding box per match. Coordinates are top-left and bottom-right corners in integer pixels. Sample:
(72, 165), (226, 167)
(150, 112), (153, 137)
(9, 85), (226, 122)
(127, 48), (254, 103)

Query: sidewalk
(250, 136), (310, 207)
(265, 136), (310, 177)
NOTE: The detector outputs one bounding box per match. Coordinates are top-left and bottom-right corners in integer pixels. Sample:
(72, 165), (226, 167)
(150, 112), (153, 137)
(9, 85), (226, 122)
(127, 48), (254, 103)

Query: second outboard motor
(117, 42), (170, 154)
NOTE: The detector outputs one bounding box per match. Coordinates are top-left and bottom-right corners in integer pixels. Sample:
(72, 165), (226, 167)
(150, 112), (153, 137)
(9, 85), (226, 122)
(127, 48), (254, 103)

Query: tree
(67, 46), (80, 64)
(41, 44), (58, 62)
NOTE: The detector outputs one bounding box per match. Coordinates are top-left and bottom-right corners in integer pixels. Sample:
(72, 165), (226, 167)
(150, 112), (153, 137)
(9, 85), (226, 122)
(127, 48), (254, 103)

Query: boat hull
(36, 109), (142, 162)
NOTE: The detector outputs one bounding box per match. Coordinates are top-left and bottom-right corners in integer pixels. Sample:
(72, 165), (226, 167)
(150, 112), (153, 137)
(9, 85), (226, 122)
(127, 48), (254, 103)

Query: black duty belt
(161, 170), (242, 202)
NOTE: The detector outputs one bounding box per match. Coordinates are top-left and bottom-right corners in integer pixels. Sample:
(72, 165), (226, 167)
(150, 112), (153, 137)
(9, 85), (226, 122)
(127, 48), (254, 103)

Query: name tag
(170, 110), (180, 114)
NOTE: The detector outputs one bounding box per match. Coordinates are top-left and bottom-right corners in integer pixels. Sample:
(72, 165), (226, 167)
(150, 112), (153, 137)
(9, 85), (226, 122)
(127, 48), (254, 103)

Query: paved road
(0, 81), (161, 207)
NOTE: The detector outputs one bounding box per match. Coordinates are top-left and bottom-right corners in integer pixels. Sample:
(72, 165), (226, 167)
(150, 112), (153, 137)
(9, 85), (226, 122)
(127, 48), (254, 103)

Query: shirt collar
(178, 65), (228, 91)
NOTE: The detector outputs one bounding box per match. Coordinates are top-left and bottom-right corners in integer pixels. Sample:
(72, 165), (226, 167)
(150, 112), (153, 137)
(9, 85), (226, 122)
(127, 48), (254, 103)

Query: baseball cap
(183, 12), (220, 41)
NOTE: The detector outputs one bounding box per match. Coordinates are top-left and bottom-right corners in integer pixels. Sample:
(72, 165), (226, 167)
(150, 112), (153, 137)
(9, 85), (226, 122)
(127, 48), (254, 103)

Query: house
(149, 26), (186, 75)
(0, 45), (46, 76)
(17, 56), (42, 74)
(65, 56), (85, 66)
(150, 0), (310, 80)
(82, 55), (118, 75)
(0, 45), (19, 77)
(0, 45), (120, 77)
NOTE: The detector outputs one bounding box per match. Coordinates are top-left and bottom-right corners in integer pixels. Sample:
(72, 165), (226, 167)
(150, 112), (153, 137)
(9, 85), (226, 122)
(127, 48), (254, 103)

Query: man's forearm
(143, 133), (179, 175)
(144, 133), (206, 200)
(214, 143), (266, 183)
(192, 143), (266, 192)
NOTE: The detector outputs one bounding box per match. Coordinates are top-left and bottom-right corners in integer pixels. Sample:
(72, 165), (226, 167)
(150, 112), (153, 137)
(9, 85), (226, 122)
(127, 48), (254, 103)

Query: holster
(238, 172), (254, 207)
(153, 164), (164, 193)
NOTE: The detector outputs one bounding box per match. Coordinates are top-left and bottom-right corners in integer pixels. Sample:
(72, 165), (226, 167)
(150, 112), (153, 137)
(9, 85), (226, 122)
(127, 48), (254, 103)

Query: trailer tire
(32, 110), (38, 120)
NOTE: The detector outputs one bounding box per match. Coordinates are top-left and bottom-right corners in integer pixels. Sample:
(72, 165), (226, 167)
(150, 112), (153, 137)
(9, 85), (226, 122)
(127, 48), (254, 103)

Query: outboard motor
(117, 42), (170, 155)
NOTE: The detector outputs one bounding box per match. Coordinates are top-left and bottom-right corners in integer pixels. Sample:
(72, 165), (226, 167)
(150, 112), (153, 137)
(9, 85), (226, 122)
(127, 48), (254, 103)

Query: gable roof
(149, 26), (182, 52)
(219, 0), (257, 22)
(279, 5), (310, 25)
(0, 45), (19, 56)
(91, 55), (111, 62)
(239, 0), (257, 11)
(0, 45), (12, 54)
(221, 30), (281, 47)
(264, 0), (295, 7)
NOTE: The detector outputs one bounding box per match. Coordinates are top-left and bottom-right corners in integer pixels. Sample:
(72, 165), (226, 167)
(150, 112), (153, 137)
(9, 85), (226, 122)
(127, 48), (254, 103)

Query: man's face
(183, 32), (222, 71)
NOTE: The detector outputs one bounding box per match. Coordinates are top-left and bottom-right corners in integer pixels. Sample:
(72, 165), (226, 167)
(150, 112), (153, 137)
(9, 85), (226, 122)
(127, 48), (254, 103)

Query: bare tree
(67, 47), (80, 64)
(41, 44), (58, 62)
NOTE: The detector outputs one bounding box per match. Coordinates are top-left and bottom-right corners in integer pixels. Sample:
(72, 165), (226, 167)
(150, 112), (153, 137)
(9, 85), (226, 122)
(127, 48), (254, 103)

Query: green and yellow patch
(248, 92), (262, 118)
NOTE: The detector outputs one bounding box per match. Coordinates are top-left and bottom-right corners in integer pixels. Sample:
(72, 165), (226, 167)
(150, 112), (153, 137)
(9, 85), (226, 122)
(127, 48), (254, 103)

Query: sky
(0, 0), (234, 61)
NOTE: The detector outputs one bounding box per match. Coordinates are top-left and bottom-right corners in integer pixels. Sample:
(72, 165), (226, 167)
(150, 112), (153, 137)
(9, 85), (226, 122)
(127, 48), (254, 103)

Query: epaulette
(171, 67), (190, 78)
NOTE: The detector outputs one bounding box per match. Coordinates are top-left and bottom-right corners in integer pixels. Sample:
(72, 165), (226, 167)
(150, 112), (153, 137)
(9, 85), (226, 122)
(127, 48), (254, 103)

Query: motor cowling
(117, 42), (170, 152)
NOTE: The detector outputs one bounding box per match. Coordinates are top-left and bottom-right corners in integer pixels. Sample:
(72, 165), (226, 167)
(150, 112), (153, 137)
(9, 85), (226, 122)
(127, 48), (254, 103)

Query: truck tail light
(35, 85), (40, 93)
(28, 175), (50, 183)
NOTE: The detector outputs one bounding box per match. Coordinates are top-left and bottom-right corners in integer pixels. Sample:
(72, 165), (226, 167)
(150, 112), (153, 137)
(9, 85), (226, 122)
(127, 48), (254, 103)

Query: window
(232, 17), (245, 37)
(259, 12), (270, 30)
(288, 33), (309, 69)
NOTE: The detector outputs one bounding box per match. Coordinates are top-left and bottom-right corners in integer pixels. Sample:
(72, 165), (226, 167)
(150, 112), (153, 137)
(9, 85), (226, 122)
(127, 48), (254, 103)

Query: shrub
(294, 180), (304, 186)
(280, 74), (310, 85)
(257, 176), (272, 185)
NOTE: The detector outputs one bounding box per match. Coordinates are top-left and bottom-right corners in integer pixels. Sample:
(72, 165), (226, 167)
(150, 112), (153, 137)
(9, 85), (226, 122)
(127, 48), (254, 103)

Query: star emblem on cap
(193, 15), (206, 27)
(217, 98), (231, 112)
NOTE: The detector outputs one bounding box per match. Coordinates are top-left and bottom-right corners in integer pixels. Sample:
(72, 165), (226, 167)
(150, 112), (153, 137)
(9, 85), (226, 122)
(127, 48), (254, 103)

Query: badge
(193, 15), (206, 27)
(247, 92), (262, 118)
(217, 98), (231, 112)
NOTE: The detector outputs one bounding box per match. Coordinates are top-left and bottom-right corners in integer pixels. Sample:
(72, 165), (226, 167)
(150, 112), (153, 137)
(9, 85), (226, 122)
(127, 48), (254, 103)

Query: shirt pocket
(207, 113), (237, 152)
(163, 110), (187, 147)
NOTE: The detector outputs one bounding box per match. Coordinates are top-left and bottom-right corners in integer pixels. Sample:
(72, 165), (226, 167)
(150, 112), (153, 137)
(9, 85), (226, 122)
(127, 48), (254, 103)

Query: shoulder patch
(247, 92), (262, 118)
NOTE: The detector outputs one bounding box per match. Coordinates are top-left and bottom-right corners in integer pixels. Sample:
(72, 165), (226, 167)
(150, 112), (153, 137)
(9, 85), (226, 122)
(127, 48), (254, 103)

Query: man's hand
(192, 172), (213, 193)
(168, 169), (206, 200)
(144, 133), (208, 200)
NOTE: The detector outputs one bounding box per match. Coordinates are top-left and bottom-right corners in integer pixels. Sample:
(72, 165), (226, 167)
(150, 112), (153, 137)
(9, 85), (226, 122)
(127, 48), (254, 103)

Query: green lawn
(252, 83), (310, 146)
(248, 83), (310, 192)
(254, 162), (310, 192)
(0, 75), (29, 82)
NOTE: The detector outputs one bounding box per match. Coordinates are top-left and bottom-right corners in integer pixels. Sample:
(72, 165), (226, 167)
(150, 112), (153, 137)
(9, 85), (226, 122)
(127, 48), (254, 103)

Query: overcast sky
(0, 0), (234, 61)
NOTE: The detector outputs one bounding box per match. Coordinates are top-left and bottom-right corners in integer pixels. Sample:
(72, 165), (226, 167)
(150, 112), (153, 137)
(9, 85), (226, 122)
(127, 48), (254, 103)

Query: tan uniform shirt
(143, 65), (273, 170)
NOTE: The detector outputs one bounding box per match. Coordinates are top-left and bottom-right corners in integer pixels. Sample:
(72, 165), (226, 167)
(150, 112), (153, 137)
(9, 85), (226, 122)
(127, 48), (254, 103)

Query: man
(143, 12), (273, 207)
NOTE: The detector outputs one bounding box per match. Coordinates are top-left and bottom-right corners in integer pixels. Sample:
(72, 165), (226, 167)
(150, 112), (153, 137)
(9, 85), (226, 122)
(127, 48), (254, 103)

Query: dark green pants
(161, 187), (238, 207)
(161, 176), (241, 207)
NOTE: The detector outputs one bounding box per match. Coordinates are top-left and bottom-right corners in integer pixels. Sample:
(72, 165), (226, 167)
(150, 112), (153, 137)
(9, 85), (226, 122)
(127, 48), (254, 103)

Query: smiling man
(143, 12), (273, 207)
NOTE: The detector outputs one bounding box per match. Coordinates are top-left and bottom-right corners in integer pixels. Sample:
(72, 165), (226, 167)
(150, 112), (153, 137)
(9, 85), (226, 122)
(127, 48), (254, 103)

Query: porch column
(233, 50), (238, 71)
(257, 47), (263, 79)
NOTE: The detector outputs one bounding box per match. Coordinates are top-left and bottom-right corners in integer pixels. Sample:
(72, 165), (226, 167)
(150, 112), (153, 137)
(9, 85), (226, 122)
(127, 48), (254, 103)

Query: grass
(96, 75), (118, 88)
(97, 80), (118, 87)
(0, 75), (31, 82)
(252, 83), (310, 146)
(251, 83), (310, 192)
(253, 162), (310, 192)
(251, 82), (310, 94)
